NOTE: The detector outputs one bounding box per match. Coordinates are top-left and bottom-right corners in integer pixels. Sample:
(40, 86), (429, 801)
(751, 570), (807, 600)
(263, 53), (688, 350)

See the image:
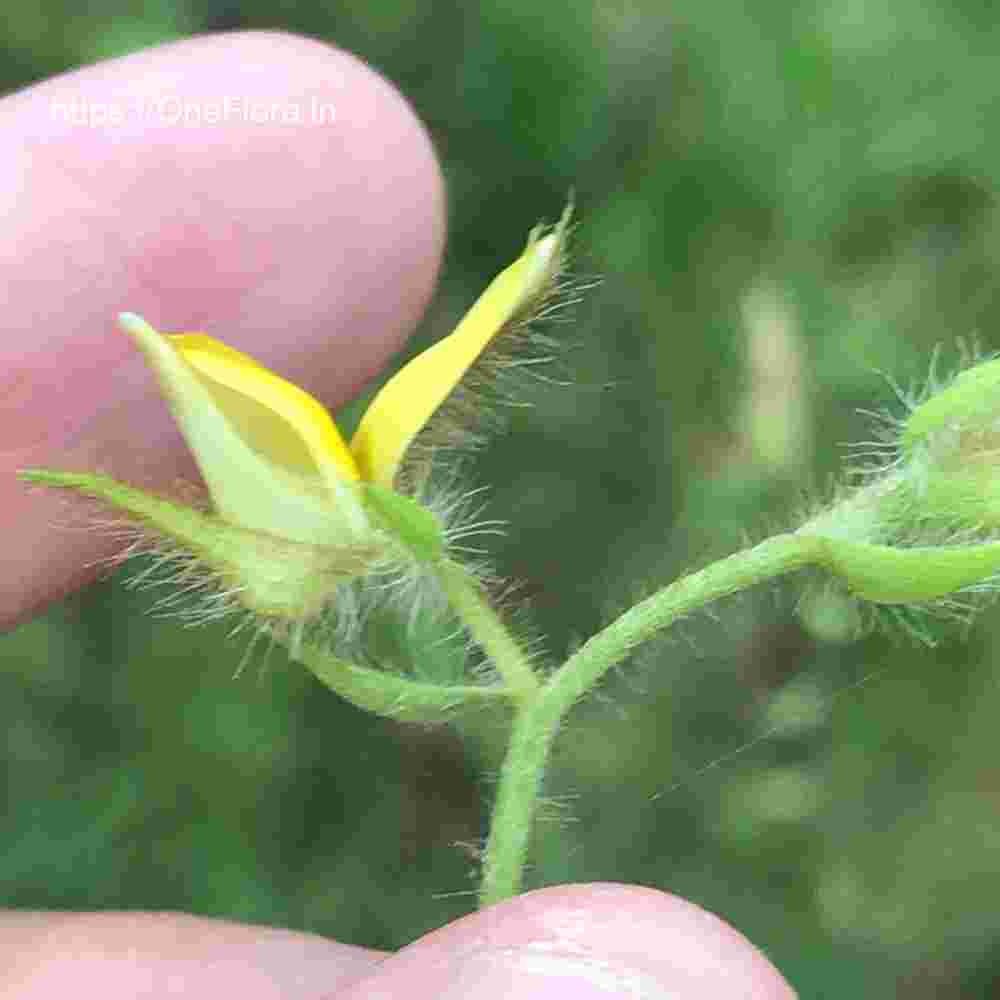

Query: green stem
(435, 559), (540, 698)
(478, 688), (564, 906)
(297, 643), (512, 724)
(478, 533), (821, 906)
(552, 533), (821, 705)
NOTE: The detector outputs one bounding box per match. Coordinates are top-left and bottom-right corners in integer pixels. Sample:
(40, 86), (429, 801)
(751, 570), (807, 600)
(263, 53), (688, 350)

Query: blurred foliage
(6, 1), (1000, 995)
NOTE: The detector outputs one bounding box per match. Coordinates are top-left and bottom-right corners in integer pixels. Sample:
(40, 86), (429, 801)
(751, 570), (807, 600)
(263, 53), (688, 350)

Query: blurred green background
(6, 2), (1000, 995)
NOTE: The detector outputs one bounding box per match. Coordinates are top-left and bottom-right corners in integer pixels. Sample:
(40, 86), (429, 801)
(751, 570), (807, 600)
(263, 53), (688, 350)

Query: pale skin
(1, 34), (796, 999)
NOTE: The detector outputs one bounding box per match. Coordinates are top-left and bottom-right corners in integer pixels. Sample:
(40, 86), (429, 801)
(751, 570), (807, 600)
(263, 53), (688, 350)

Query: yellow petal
(119, 313), (362, 544)
(350, 207), (570, 487)
(170, 333), (359, 483)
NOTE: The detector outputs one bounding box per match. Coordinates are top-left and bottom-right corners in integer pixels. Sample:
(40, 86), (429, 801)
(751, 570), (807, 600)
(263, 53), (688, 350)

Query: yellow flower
(119, 207), (570, 550)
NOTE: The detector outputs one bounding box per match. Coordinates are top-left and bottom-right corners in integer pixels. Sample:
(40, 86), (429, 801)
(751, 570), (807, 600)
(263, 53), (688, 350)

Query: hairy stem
(435, 559), (540, 698)
(478, 533), (821, 906)
(553, 534), (821, 705)
(477, 687), (565, 906)
(297, 643), (513, 724)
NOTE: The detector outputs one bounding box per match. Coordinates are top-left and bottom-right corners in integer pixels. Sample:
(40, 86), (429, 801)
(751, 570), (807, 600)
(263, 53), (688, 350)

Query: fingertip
(338, 884), (797, 999)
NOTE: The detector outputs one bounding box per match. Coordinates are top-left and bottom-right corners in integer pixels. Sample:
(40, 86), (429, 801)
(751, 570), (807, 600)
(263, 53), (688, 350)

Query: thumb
(337, 884), (797, 999)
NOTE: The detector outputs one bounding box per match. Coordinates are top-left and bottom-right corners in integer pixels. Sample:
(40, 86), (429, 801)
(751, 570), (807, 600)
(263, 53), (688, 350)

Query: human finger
(1, 31), (444, 628)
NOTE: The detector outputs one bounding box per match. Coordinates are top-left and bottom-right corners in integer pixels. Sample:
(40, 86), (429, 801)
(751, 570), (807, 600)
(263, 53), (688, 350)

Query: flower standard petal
(119, 313), (363, 544)
(350, 210), (570, 488)
(169, 333), (360, 484)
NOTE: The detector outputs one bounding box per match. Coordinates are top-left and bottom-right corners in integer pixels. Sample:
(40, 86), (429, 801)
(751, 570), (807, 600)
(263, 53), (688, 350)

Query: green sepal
(900, 358), (1000, 457)
(809, 534), (1000, 603)
(362, 484), (446, 562)
(19, 468), (381, 621)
